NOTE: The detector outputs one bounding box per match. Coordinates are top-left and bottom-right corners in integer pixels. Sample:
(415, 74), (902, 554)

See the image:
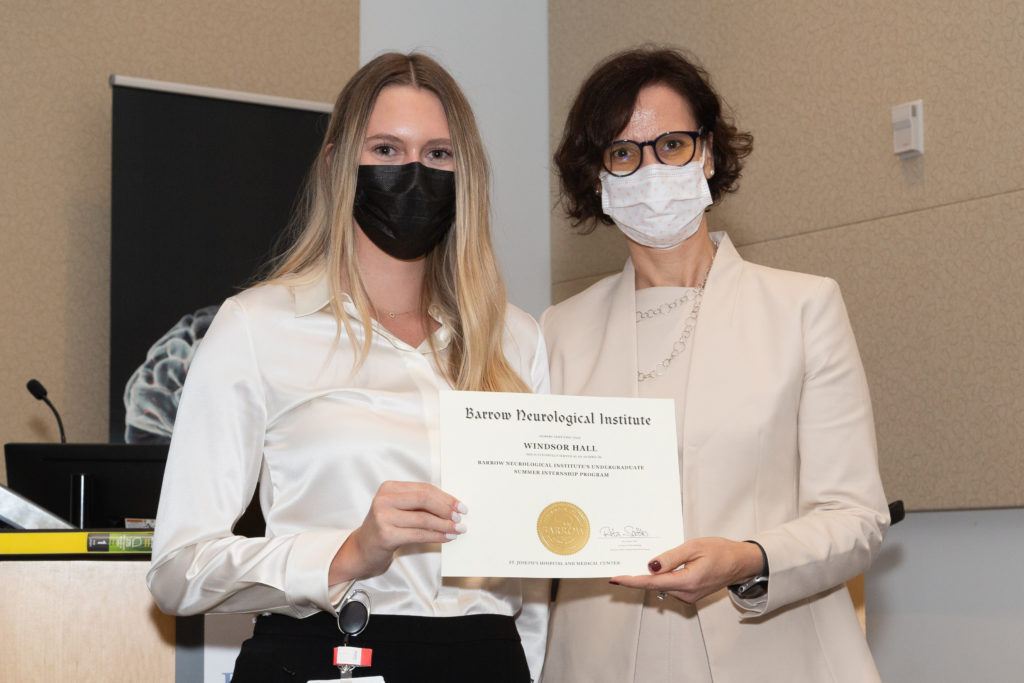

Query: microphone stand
(41, 395), (67, 444)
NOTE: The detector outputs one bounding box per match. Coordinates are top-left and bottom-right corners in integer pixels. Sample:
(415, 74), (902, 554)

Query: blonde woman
(147, 53), (549, 682)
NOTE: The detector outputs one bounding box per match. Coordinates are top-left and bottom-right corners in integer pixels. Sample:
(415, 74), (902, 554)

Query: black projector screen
(110, 83), (329, 442)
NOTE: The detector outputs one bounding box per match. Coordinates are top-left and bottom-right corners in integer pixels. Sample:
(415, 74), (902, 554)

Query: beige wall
(549, 0), (1024, 510)
(0, 1), (359, 483)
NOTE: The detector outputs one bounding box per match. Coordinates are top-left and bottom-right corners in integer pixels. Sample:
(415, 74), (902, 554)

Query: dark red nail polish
(648, 560), (662, 573)
(608, 580), (620, 585)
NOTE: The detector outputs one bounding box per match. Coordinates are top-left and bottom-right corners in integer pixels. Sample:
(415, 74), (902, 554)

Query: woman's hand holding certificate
(609, 536), (765, 603)
(330, 481), (468, 584)
(440, 391), (684, 578)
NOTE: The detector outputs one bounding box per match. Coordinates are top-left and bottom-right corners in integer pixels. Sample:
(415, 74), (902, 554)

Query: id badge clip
(310, 589), (379, 681)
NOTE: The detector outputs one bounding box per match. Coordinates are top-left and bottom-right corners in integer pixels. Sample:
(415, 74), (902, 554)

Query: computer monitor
(3, 443), (264, 534)
(4, 443), (168, 528)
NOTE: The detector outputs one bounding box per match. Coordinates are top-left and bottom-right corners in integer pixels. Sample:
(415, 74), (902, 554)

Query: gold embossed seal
(537, 501), (590, 555)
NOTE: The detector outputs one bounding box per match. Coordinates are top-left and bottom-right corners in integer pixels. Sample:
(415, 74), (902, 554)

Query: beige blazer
(540, 233), (890, 682)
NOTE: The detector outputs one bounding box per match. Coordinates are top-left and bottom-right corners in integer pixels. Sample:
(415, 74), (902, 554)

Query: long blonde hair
(265, 52), (529, 393)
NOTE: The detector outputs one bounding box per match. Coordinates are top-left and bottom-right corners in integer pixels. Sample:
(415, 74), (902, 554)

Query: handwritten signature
(599, 525), (649, 538)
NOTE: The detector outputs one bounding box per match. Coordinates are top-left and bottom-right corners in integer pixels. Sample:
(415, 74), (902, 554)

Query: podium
(0, 528), (257, 682)
(0, 440), (266, 682)
(0, 558), (175, 681)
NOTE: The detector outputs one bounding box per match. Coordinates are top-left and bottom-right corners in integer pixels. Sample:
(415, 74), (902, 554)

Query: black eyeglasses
(602, 129), (705, 177)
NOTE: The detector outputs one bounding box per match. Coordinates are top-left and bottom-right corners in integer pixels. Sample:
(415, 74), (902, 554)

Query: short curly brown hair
(555, 46), (753, 231)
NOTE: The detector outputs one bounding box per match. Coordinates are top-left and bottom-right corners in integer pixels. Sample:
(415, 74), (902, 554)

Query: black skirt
(231, 611), (532, 683)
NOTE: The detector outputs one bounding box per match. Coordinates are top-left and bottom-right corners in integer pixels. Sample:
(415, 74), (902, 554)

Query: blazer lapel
(582, 259), (639, 399)
(568, 259), (645, 680)
(680, 232), (745, 535)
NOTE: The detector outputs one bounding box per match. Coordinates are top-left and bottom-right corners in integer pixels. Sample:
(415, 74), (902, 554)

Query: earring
(709, 169), (715, 178)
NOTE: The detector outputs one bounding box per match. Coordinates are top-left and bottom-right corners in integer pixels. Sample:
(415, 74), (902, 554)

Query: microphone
(26, 379), (67, 444)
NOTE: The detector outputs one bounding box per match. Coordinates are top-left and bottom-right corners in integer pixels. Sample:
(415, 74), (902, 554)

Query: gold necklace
(375, 307), (418, 320)
(382, 309), (417, 320)
(369, 300), (419, 320)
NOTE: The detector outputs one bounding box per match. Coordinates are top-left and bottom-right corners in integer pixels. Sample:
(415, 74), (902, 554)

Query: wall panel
(707, 0), (1024, 246)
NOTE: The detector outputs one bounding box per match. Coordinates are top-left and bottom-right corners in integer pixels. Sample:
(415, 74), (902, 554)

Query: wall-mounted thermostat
(892, 100), (924, 158)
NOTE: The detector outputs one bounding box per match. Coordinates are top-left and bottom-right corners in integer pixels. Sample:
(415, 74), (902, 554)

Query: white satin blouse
(146, 272), (551, 677)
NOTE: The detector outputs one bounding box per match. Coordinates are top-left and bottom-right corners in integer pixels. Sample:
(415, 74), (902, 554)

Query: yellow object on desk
(0, 529), (153, 555)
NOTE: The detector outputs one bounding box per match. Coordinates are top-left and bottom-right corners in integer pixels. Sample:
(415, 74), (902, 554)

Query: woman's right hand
(328, 481), (467, 585)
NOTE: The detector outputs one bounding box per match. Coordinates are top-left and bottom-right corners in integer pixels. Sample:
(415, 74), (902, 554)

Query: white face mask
(600, 146), (712, 249)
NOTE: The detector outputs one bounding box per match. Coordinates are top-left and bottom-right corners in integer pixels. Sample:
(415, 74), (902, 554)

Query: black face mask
(352, 162), (456, 260)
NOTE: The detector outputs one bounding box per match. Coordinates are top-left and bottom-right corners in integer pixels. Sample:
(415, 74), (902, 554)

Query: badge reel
(310, 589), (384, 682)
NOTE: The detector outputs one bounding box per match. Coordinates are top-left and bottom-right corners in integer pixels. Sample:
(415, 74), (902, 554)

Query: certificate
(440, 391), (683, 578)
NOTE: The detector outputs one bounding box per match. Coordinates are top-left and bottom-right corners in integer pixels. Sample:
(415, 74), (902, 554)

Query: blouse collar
(291, 271), (331, 318)
(289, 268), (453, 354)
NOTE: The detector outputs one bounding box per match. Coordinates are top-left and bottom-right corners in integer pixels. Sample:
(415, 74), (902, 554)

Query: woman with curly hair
(541, 47), (889, 682)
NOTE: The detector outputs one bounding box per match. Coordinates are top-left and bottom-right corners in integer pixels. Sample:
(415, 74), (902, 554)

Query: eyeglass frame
(602, 128), (707, 177)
